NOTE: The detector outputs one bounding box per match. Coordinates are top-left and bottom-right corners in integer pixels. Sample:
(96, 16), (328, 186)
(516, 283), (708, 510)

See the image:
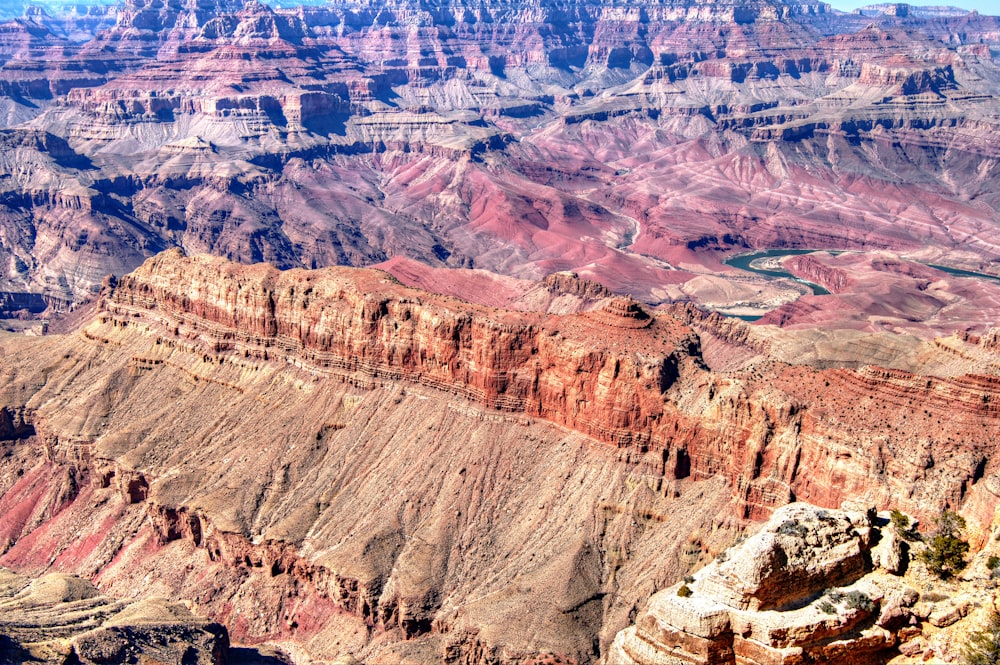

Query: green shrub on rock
(890, 509), (915, 540)
(918, 510), (969, 580)
(844, 590), (874, 613)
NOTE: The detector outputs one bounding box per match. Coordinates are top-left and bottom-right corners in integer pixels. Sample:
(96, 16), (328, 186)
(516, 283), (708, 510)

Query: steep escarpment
(96, 251), (1000, 521)
(105, 250), (700, 452)
(784, 254), (851, 294)
(0, 259), (741, 663)
(0, 253), (997, 663)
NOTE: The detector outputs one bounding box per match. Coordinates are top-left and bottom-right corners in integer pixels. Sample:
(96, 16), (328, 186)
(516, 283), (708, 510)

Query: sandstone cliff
(0, 252), (996, 662)
(609, 499), (1000, 664)
(608, 503), (910, 664)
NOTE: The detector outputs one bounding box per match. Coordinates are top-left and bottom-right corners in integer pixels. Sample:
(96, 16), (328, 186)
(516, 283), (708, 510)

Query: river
(723, 250), (1000, 320)
(723, 249), (832, 296)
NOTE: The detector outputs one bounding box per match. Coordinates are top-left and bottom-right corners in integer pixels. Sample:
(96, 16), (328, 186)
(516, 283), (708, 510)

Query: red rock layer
(105, 250), (699, 452)
(101, 251), (1000, 523)
(0, 253), (998, 662)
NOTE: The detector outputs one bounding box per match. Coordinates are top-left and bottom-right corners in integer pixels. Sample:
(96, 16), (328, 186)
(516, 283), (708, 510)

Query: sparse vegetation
(777, 520), (809, 538)
(890, 509), (915, 540)
(919, 510), (970, 580)
(964, 612), (1000, 665)
(844, 590), (875, 613)
(819, 588), (874, 613)
(824, 589), (845, 604)
(677, 584), (692, 598)
(988, 555), (1000, 571)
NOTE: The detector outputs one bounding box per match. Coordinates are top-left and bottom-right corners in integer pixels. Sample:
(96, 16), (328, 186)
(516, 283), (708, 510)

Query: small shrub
(677, 584), (692, 598)
(919, 510), (970, 580)
(921, 591), (949, 603)
(988, 555), (1000, 571)
(715, 550), (729, 563)
(844, 590), (875, 613)
(683, 575), (695, 584)
(890, 509), (913, 540)
(777, 520), (809, 538)
(818, 600), (836, 615)
(964, 612), (1000, 665)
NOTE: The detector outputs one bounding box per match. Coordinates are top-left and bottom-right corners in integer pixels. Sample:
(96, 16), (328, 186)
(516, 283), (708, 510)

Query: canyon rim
(1, 0), (1000, 663)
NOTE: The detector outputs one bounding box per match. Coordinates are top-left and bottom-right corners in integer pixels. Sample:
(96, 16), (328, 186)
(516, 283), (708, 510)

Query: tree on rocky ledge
(919, 510), (970, 579)
(890, 508), (916, 540)
(964, 612), (1000, 665)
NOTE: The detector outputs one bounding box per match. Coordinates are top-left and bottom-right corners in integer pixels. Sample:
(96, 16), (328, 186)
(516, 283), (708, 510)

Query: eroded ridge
(0, 568), (227, 664)
(0, 253), (998, 662)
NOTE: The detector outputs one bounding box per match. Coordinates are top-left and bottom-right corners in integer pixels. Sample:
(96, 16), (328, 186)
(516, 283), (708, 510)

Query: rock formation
(1, 0), (1000, 659)
(607, 502), (922, 664)
(0, 567), (228, 664)
(95, 251), (1000, 522)
(610, 493), (1000, 663)
(0, 0), (997, 331)
(0, 252), (996, 662)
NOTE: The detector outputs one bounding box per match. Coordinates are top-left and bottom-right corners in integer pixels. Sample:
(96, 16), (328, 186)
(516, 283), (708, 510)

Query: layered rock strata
(0, 252), (997, 662)
(95, 251), (1000, 523)
(0, 0), (999, 331)
(0, 568), (228, 664)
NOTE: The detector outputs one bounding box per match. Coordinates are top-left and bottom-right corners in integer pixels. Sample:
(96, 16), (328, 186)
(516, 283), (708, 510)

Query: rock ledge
(607, 502), (921, 665)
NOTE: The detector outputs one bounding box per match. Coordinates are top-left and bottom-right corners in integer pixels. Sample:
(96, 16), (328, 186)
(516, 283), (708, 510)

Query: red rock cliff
(0, 251), (997, 663)
(102, 251), (1000, 523)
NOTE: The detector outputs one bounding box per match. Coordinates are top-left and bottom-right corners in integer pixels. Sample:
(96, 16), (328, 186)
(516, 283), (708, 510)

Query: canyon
(0, 0), (998, 333)
(1, 0), (1000, 662)
(0, 251), (998, 662)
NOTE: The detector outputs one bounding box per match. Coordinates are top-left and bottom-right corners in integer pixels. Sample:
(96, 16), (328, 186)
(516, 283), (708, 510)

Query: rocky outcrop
(544, 271), (613, 300)
(0, 568), (228, 664)
(607, 502), (921, 665)
(784, 255), (851, 294)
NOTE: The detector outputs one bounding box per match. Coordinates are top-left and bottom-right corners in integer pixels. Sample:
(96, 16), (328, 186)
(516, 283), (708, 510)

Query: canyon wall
(0, 252), (997, 662)
(0, 0), (999, 329)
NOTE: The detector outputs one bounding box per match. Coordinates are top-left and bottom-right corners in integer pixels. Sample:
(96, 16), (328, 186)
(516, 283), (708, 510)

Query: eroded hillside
(0, 251), (997, 662)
